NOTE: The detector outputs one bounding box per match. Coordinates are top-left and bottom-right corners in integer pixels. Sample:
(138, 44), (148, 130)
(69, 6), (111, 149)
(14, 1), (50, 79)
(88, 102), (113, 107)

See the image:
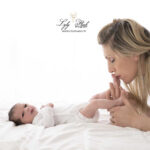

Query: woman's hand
(109, 74), (121, 100)
(109, 90), (142, 128)
(91, 75), (121, 100)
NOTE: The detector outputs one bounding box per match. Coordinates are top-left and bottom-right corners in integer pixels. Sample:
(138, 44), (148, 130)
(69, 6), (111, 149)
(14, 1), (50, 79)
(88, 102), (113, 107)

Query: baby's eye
(22, 112), (24, 117)
(24, 104), (27, 108)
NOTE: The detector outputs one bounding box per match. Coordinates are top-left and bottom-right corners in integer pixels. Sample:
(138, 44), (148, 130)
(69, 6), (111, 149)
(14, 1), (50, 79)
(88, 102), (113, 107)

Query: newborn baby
(8, 98), (122, 128)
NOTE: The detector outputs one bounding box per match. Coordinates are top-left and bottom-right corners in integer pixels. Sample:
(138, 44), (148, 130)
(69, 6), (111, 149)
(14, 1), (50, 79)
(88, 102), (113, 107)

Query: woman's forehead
(102, 45), (119, 58)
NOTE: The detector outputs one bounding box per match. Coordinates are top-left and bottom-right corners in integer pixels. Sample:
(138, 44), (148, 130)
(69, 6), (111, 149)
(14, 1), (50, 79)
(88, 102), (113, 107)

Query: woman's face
(102, 44), (139, 84)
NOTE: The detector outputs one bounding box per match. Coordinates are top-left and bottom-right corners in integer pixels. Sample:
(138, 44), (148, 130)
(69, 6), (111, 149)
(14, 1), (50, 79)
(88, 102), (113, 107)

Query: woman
(93, 19), (150, 131)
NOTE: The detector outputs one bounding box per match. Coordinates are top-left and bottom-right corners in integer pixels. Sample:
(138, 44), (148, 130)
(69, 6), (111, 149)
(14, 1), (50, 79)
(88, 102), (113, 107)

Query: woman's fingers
(116, 77), (120, 87)
(109, 74), (121, 100)
(120, 90), (131, 106)
(110, 82), (115, 99)
(114, 79), (120, 98)
(115, 84), (120, 99)
(112, 74), (120, 86)
(106, 89), (111, 100)
(110, 117), (115, 124)
(109, 106), (120, 113)
(112, 75), (121, 98)
(109, 107), (121, 126)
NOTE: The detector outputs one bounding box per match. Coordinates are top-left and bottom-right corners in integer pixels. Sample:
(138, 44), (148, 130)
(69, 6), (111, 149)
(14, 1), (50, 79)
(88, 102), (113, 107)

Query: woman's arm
(133, 113), (150, 131)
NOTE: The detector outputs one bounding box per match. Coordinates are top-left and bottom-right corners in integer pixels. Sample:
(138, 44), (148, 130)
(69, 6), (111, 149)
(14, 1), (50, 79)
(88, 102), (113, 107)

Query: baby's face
(14, 103), (38, 124)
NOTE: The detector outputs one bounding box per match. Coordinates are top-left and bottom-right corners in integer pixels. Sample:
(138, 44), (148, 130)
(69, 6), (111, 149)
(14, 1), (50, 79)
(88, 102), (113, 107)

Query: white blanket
(1, 109), (150, 150)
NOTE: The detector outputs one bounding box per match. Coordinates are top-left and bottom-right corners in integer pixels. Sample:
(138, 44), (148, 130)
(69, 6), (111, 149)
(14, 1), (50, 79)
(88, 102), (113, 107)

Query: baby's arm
(32, 106), (55, 128)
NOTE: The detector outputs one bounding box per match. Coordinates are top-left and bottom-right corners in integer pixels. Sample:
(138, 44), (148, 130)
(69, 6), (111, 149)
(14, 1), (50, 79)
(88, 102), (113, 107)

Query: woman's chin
(122, 78), (132, 84)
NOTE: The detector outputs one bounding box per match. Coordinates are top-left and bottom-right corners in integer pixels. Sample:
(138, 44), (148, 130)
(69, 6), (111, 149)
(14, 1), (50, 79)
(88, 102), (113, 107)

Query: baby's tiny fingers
(48, 103), (54, 107)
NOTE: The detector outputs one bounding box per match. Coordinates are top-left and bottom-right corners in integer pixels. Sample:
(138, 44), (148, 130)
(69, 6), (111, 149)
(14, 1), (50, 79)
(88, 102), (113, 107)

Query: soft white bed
(1, 108), (150, 150)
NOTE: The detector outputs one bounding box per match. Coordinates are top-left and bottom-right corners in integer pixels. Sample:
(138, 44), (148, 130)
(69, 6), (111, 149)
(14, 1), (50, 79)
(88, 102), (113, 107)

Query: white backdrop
(0, 0), (149, 107)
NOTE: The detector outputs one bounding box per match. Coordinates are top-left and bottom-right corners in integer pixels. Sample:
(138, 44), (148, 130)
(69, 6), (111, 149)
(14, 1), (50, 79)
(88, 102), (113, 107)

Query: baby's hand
(47, 103), (54, 107)
(40, 103), (54, 109)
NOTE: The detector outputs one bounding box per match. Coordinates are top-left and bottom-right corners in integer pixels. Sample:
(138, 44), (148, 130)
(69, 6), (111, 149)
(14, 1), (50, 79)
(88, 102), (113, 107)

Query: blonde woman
(93, 19), (150, 131)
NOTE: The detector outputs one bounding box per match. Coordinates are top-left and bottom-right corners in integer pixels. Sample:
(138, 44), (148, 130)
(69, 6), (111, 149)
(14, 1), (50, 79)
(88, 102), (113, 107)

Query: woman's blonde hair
(98, 19), (150, 110)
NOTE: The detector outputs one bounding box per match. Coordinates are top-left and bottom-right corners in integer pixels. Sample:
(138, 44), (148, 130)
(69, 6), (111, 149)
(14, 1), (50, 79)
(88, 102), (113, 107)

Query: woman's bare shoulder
(127, 92), (150, 116)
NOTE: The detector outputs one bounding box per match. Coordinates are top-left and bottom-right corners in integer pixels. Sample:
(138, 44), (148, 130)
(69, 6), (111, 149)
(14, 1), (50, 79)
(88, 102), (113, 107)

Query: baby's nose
(26, 106), (31, 112)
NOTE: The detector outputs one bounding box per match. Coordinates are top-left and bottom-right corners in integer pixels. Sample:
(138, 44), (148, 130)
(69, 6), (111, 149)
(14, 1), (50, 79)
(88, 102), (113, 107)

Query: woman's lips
(112, 74), (121, 80)
(116, 76), (121, 79)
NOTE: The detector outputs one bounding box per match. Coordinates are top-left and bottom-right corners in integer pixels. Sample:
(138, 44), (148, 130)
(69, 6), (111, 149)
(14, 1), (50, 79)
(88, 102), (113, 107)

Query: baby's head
(8, 103), (38, 126)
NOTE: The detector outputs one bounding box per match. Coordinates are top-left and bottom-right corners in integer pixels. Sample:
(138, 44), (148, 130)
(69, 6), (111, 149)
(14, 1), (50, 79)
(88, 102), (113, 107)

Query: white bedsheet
(1, 109), (150, 150)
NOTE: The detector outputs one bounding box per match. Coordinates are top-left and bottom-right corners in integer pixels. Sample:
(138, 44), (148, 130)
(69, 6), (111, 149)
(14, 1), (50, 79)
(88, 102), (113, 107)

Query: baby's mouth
(31, 108), (34, 113)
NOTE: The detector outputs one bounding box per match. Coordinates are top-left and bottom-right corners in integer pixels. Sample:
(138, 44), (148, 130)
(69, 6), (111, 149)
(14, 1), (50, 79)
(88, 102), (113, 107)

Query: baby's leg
(79, 98), (123, 118)
(91, 98), (123, 109)
(79, 100), (99, 118)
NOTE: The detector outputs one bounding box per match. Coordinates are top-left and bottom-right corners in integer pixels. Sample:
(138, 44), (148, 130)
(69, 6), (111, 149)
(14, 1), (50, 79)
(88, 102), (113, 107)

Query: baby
(8, 98), (123, 128)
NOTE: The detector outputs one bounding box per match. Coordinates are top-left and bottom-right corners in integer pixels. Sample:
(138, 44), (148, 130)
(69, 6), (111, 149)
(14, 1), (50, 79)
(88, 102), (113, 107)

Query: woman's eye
(110, 58), (115, 63)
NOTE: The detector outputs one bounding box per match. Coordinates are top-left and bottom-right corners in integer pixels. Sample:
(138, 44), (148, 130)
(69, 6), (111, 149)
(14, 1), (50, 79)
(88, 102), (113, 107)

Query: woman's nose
(108, 64), (115, 73)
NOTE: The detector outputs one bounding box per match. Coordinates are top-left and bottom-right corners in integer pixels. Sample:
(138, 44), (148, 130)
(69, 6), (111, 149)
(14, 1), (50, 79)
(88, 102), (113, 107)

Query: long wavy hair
(98, 19), (150, 110)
